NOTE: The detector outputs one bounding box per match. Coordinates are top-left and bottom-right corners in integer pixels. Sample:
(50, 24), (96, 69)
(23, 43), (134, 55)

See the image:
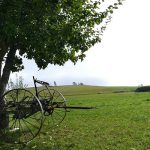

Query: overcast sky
(10, 0), (150, 87)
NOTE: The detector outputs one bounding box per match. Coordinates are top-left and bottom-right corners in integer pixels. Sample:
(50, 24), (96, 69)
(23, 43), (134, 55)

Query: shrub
(135, 86), (150, 92)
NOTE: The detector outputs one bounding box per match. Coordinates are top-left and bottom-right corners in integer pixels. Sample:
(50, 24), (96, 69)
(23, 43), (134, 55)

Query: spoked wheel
(0, 89), (44, 144)
(38, 88), (66, 127)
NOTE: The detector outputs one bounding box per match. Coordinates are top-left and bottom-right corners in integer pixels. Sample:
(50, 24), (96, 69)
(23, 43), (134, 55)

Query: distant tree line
(135, 86), (150, 92)
(7, 74), (28, 90)
(72, 82), (84, 86)
(7, 78), (85, 89)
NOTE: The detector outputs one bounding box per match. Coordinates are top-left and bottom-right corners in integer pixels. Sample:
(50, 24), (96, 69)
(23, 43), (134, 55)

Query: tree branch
(0, 41), (8, 78)
(0, 41), (8, 60)
(0, 41), (8, 76)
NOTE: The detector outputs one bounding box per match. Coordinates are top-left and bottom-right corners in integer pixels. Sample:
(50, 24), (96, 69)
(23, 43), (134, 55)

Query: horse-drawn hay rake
(0, 77), (94, 144)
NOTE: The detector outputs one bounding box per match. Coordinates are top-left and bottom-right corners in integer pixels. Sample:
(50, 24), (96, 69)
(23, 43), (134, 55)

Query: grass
(0, 86), (150, 149)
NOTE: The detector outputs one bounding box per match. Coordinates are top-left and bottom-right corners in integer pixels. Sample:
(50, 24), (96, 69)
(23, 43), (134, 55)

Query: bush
(135, 86), (150, 92)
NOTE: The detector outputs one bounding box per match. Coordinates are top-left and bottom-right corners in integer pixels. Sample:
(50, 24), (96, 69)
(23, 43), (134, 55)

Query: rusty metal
(0, 76), (94, 144)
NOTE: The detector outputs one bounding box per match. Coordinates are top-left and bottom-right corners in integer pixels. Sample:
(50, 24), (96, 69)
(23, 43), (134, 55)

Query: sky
(10, 0), (150, 87)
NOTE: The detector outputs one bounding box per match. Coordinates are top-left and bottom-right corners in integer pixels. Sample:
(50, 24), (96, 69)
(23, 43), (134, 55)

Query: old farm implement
(0, 77), (94, 144)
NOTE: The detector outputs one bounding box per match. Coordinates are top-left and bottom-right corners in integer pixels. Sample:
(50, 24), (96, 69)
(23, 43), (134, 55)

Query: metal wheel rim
(38, 88), (66, 126)
(0, 89), (44, 144)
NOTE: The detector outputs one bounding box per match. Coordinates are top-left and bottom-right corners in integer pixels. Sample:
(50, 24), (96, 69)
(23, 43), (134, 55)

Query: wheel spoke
(53, 110), (63, 118)
(22, 118), (40, 130)
(22, 119), (35, 137)
(38, 88), (66, 126)
(19, 120), (28, 142)
(1, 89), (43, 144)
(16, 90), (19, 102)
(10, 118), (17, 129)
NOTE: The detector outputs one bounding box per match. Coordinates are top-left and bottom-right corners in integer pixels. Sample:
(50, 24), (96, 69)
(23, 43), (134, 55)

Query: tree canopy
(0, 0), (124, 95)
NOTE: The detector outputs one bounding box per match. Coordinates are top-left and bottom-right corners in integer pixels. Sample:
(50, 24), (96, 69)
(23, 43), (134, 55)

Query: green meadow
(0, 86), (150, 150)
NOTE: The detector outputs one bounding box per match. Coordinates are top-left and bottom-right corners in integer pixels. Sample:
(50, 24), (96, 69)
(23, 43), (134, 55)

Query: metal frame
(0, 76), (94, 144)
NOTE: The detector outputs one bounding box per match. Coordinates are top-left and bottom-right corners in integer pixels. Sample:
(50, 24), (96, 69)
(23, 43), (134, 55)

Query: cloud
(10, 0), (150, 86)
(10, 57), (108, 87)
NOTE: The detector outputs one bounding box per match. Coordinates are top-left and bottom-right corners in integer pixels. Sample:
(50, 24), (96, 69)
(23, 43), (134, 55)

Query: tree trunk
(0, 103), (9, 129)
(0, 46), (16, 129)
(0, 76), (9, 130)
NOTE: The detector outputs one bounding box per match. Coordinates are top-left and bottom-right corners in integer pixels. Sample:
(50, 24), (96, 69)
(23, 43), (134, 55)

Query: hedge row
(135, 86), (150, 92)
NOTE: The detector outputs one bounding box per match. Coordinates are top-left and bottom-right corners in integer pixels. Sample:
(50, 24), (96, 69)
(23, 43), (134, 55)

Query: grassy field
(0, 86), (150, 150)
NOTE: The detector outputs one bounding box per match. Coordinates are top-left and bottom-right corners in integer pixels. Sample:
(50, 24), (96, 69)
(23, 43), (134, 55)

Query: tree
(0, 0), (124, 128)
(73, 82), (77, 86)
(7, 74), (28, 90)
(78, 82), (84, 86)
(54, 81), (57, 86)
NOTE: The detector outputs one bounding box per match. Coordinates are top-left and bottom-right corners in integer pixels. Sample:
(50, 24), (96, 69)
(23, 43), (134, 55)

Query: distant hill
(30, 85), (136, 96)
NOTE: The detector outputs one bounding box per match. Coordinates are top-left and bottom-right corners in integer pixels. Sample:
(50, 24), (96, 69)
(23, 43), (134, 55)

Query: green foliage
(0, 0), (124, 71)
(135, 86), (150, 92)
